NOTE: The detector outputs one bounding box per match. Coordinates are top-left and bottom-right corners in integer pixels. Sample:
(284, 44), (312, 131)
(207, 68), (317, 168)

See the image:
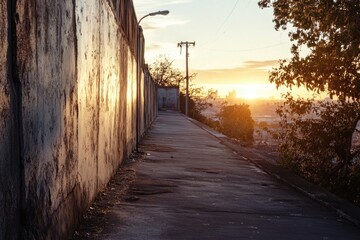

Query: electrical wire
(202, 0), (240, 47)
(213, 0), (240, 38)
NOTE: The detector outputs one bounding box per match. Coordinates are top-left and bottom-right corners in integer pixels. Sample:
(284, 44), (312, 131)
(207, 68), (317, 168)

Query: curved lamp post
(138, 10), (170, 24)
(136, 10), (170, 152)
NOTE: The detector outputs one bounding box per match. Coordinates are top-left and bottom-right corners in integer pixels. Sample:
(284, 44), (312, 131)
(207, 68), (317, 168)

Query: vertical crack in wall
(0, 1), (158, 238)
(96, 3), (101, 192)
(72, 0), (78, 123)
(7, 0), (25, 238)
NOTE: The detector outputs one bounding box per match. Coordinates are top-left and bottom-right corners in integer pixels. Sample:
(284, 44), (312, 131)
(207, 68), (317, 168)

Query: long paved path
(77, 112), (360, 239)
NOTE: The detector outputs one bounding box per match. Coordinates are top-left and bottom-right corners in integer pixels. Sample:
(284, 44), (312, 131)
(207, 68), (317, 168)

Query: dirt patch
(72, 153), (144, 239)
(140, 143), (176, 152)
(127, 179), (178, 197)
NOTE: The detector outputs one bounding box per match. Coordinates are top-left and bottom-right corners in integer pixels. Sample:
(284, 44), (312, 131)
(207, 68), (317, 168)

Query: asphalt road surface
(74, 112), (360, 240)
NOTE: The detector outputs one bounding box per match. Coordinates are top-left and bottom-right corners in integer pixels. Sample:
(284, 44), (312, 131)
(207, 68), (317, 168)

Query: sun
(238, 84), (262, 99)
(199, 83), (284, 99)
(242, 90), (260, 99)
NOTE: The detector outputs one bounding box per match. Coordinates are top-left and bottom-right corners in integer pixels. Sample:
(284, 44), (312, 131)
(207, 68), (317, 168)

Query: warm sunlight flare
(240, 84), (265, 99)
(199, 83), (324, 100)
(200, 83), (282, 99)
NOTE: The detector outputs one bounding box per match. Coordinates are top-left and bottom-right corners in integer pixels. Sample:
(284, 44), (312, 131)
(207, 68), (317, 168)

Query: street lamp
(138, 10), (170, 24)
(136, 10), (170, 152)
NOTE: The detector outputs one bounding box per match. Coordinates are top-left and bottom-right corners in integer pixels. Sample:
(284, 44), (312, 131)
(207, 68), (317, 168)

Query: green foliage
(218, 104), (254, 144)
(259, 0), (360, 204)
(148, 55), (183, 86)
(149, 55), (211, 121)
(275, 95), (360, 204)
(148, 55), (196, 87)
(259, 1), (360, 100)
(179, 86), (213, 122)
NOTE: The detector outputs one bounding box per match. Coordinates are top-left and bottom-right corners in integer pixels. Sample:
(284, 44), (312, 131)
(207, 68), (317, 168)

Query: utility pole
(177, 41), (195, 116)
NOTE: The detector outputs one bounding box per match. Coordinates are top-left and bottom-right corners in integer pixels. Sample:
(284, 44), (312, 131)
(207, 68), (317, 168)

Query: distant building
(157, 87), (180, 111)
(226, 90), (237, 100)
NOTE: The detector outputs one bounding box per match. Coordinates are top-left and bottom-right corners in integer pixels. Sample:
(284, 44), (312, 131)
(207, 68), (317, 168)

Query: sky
(132, 0), (298, 99)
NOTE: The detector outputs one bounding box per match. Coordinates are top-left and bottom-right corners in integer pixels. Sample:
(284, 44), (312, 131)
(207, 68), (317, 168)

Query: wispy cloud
(146, 44), (162, 51)
(134, 0), (191, 29)
(243, 60), (280, 69)
(193, 60), (281, 85)
(134, 0), (192, 13)
(142, 19), (189, 30)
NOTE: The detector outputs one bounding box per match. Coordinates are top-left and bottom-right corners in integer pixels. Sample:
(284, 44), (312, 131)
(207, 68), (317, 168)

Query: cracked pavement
(74, 111), (360, 240)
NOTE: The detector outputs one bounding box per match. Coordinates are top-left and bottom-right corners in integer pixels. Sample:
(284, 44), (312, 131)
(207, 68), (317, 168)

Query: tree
(149, 55), (196, 87)
(259, 0), (360, 204)
(258, 0), (360, 100)
(207, 89), (218, 100)
(275, 95), (360, 199)
(149, 55), (208, 120)
(218, 104), (254, 144)
(179, 89), (205, 120)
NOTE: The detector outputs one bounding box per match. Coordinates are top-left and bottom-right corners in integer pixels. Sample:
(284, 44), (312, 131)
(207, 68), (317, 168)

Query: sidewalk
(74, 111), (360, 240)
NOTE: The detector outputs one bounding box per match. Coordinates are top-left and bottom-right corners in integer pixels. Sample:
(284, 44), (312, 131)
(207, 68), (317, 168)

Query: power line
(202, 0), (240, 47)
(213, 0), (240, 37)
(219, 0), (252, 38)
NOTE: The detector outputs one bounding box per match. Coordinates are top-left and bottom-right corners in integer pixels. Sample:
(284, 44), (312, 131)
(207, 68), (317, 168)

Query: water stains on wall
(0, 0), (156, 239)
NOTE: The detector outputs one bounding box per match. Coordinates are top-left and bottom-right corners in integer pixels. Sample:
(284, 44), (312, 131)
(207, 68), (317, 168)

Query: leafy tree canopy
(218, 104), (255, 144)
(259, 0), (360, 204)
(275, 95), (360, 204)
(149, 55), (210, 120)
(259, 0), (360, 99)
(148, 55), (196, 87)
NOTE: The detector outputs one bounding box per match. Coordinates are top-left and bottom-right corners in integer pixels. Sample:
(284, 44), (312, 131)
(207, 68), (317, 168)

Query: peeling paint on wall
(0, 0), (157, 239)
(0, 0), (23, 239)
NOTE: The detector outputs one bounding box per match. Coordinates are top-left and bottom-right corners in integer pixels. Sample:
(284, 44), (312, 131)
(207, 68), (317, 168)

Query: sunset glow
(242, 84), (266, 99)
(132, 0), (295, 100)
(198, 83), (322, 100)
(199, 83), (281, 99)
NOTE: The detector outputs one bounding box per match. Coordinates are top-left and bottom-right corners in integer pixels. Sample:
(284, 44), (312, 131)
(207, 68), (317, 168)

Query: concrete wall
(140, 67), (158, 137)
(158, 87), (180, 111)
(0, 0), (157, 239)
(0, 1), (23, 239)
(138, 30), (157, 137)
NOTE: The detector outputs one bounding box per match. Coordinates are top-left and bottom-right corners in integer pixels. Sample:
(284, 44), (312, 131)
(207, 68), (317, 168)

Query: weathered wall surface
(0, 1), (22, 239)
(17, 1), (80, 238)
(0, 0), (157, 239)
(138, 31), (157, 137)
(140, 67), (158, 136)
